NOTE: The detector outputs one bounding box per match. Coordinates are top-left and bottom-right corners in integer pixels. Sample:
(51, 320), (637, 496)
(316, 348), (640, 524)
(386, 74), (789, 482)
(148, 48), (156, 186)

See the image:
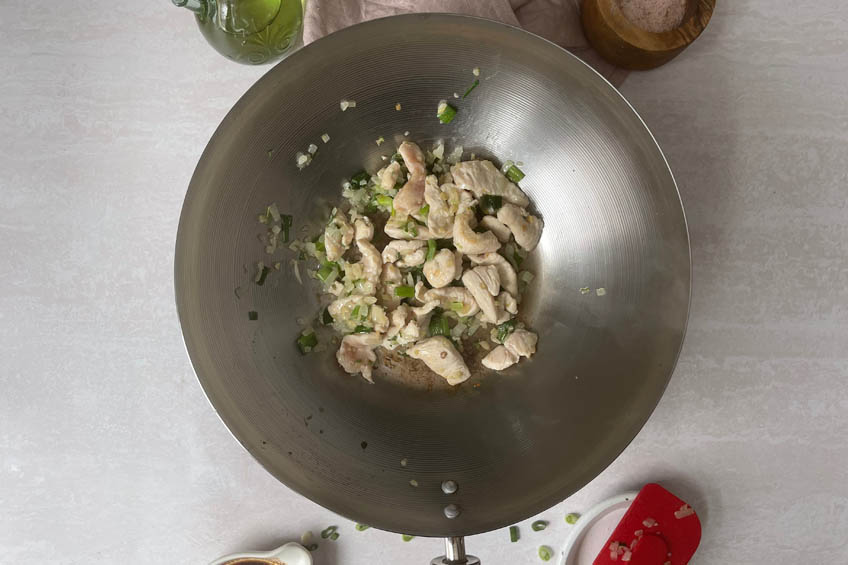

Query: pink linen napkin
(302, 0), (629, 87)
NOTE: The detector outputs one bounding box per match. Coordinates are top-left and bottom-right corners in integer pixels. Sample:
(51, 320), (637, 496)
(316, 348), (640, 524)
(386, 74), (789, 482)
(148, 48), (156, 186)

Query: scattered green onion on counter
(531, 520), (548, 532)
(565, 512), (580, 525)
(509, 525), (519, 543)
(355, 523), (370, 531)
(538, 545), (553, 562)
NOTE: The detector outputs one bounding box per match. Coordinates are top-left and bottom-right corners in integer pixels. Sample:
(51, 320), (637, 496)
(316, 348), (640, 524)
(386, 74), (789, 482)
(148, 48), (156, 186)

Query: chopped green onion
(509, 525), (519, 543)
(426, 239), (437, 261)
(429, 313), (450, 337)
(449, 301), (465, 312)
(395, 285), (414, 298)
(418, 204), (430, 218)
(297, 332), (318, 355)
(579, 287), (591, 295)
(306, 543), (318, 551)
(506, 164), (525, 183)
(402, 534), (415, 542)
(281, 214), (293, 242)
(320, 526), (338, 539)
(390, 152), (403, 164)
(351, 305), (361, 318)
(496, 319), (516, 342)
(531, 520), (548, 531)
(314, 238), (326, 253)
(538, 545), (553, 562)
(255, 265), (270, 286)
(248, 311), (258, 320)
(565, 513), (580, 525)
(316, 262), (338, 282)
(353, 325), (373, 334)
(355, 523), (370, 531)
(462, 79), (479, 99)
(322, 307), (333, 325)
(479, 194), (503, 215)
(350, 170), (369, 187)
(405, 219), (418, 237)
(376, 194), (394, 211)
(513, 249), (524, 267)
(437, 101), (458, 124)
(329, 532), (339, 541)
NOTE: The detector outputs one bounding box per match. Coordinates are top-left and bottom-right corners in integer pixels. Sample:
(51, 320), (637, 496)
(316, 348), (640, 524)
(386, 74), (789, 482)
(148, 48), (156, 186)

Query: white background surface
(2, 1), (847, 563)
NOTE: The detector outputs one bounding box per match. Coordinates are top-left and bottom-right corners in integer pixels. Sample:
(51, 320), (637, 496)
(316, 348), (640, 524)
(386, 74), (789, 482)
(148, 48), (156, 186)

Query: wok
(175, 14), (690, 563)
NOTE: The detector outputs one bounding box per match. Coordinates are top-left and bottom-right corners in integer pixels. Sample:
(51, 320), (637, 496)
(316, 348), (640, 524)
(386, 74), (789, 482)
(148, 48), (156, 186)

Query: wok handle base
(431, 537), (481, 565)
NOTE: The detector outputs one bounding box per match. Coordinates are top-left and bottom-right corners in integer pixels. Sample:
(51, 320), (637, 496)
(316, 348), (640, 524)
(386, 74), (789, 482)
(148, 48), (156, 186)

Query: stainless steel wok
(175, 14), (690, 564)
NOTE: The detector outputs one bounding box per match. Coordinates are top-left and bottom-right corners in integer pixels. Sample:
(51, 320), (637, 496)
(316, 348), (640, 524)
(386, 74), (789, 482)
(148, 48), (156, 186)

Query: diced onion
(308, 143), (318, 155)
(321, 133), (330, 143)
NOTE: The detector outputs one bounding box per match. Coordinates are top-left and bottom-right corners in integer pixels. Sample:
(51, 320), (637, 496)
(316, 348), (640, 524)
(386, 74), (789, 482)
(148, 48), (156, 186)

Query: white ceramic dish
(559, 492), (639, 565)
(209, 541), (312, 565)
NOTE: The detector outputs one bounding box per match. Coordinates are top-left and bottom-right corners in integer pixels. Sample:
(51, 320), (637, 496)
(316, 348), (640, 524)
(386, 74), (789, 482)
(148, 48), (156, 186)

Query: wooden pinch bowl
(581, 0), (716, 70)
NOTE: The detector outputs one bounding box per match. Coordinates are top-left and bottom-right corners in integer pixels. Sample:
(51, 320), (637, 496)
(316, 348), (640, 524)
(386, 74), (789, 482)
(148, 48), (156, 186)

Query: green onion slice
(462, 79), (480, 99)
(426, 239), (437, 261)
(297, 332), (317, 355)
(355, 523), (370, 531)
(395, 285), (414, 298)
(509, 525), (519, 543)
(531, 520), (548, 531)
(506, 164), (525, 183)
(479, 194), (503, 215)
(248, 311), (258, 320)
(437, 103), (457, 124)
(539, 545), (553, 562)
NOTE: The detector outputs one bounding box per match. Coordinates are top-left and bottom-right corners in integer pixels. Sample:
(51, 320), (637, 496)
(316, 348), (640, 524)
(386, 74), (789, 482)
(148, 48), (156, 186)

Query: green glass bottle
(173, 0), (303, 65)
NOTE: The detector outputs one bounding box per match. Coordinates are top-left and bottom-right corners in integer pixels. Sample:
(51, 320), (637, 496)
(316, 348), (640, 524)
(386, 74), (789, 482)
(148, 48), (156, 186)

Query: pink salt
(617, 0), (688, 33)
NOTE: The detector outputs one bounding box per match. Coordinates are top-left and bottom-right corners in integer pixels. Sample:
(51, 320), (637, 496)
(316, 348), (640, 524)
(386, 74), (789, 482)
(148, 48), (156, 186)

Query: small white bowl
(209, 541), (312, 565)
(559, 492), (639, 565)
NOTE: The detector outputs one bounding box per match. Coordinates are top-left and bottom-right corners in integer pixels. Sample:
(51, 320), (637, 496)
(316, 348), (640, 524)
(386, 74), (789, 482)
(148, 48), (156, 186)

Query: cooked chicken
(475, 265), (500, 296)
(468, 252), (518, 297)
(378, 263), (403, 308)
(324, 209), (354, 261)
(423, 175), (454, 238)
(354, 215), (375, 241)
(382, 239), (427, 267)
(355, 238), (382, 284)
(462, 267), (499, 323)
(337, 332), (383, 383)
(398, 141), (426, 176)
(495, 291), (518, 324)
(423, 248), (456, 288)
(497, 203), (543, 251)
(451, 160), (530, 207)
(378, 161), (402, 191)
(481, 345), (519, 370)
(328, 295), (388, 333)
(393, 173), (426, 217)
(454, 250), (464, 280)
(408, 336), (471, 386)
(504, 329), (538, 358)
(384, 214), (437, 240)
(423, 286), (479, 317)
(453, 211), (501, 255)
(479, 215), (511, 243)
(383, 301), (440, 350)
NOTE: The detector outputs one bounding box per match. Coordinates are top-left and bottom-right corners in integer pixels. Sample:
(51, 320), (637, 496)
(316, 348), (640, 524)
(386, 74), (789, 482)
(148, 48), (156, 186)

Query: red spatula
(593, 483), (701, 565)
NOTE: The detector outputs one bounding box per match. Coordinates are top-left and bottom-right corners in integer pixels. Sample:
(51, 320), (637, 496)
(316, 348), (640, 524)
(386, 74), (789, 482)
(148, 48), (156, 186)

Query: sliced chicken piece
(475, 265), (500, 296)
(328, 295), (388, 333)
(384, 214), (437, 240)
(414, 280), (429, 303)
(495, 291), (518, 324)
(354, 215), (375, 241)
(398, 141), (426, 176)
(453, 211), (501, 255)
(504, 329), (538, 358)
(423, 248), (456, 289)
(497, 203), (543, 251)
(481, 345), (519, 370)
(378, 263), (403, 308)
(324, 209), (355, 261)
(454, 250), (464, 280)
(423, 287), (479, 317)
(386, 304), (411, 338)
(462, 267), (499, 324)
(451, 160), (530, 207)
(479, 215), (511, 243)
(382, 239), (427, 268)
(407, 336), (471, 386)
(423, 175), (454, 238)
(356, 238), (382, 283)
(468, 252), (518, 297)
(439, 171), (454, 185)
(337, 332), (382, 383)
(393, 173), (426, 217)
(378, 161), (402, 191)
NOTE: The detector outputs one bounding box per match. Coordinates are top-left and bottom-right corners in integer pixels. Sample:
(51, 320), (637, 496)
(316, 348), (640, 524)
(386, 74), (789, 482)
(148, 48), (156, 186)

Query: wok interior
(175, 15), (690, 536)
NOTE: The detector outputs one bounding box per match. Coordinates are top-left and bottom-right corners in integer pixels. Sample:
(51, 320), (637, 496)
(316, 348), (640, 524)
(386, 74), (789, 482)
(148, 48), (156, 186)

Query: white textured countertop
(2, 2), (846, 563)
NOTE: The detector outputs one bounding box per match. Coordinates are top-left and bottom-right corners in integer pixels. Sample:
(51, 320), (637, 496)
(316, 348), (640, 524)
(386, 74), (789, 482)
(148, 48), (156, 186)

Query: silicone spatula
(592, 483), (701, 565)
